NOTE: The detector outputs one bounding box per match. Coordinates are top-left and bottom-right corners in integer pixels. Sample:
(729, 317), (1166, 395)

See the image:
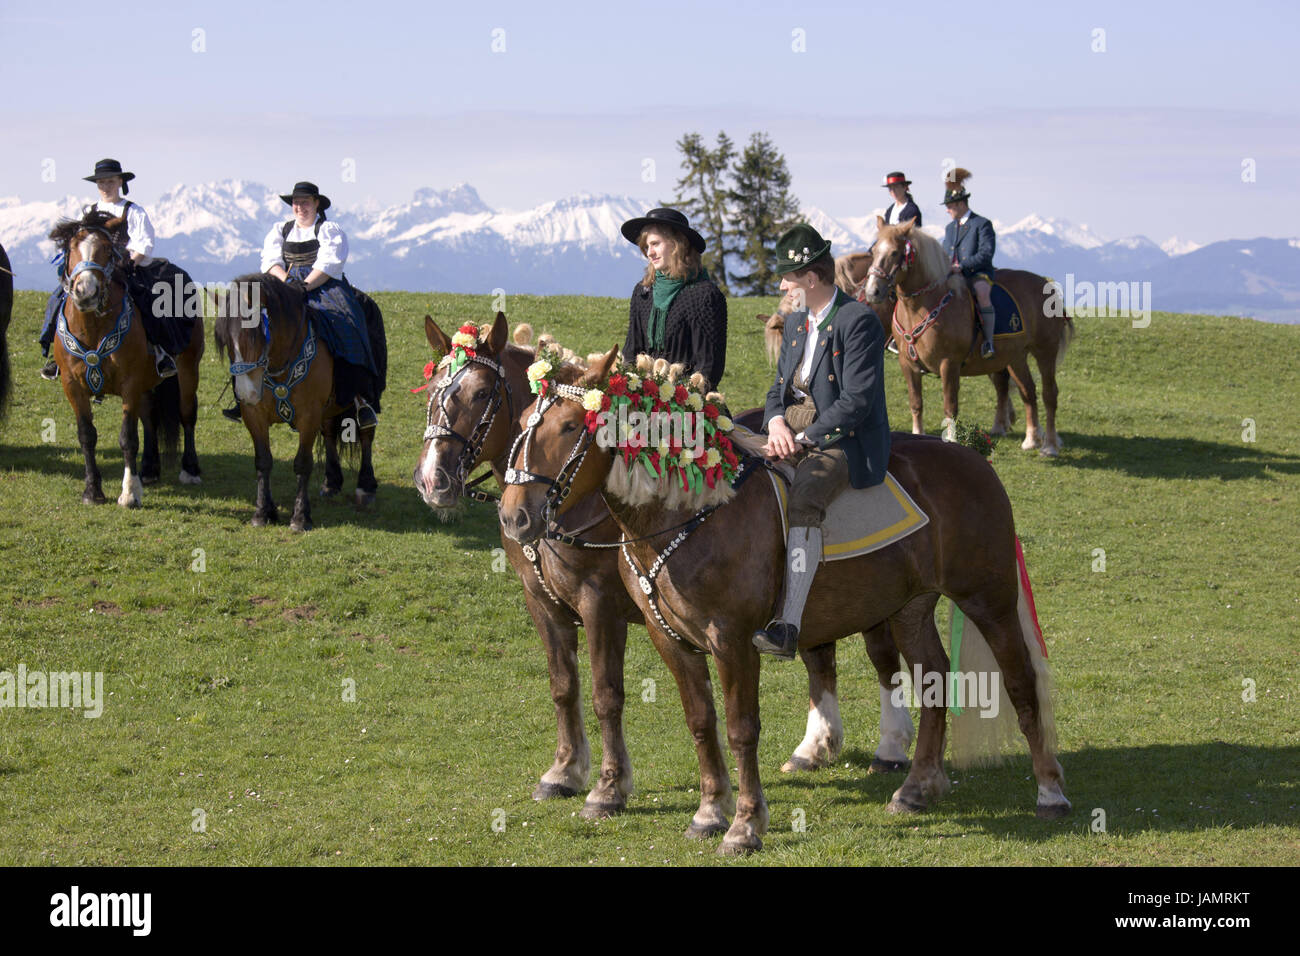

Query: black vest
(281, 219), (323, 268)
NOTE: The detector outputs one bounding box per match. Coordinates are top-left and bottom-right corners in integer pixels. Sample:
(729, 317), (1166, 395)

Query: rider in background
(940, 167), (998, 359)
(39, 159), (186, 381)
(223, 181), (380, 427)
(880, 171), (921, 228)
(753, 223), (891, 661)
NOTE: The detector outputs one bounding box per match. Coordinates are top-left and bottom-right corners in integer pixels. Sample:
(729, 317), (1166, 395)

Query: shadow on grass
(782, 742), (1300, 840)
(1062, 432), (1300, 480)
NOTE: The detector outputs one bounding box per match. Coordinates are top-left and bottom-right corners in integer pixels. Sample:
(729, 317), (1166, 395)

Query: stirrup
(752, 620), (800, 660)
(155, 348), (178, 379)
(221, 405), (242, 422)
(40, 359), (60, 381)
(355, 400), (378, 430)
(981, 340), (995, 359)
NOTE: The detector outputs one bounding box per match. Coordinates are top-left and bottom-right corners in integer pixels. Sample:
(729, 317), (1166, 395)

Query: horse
(212, 274), (382, 531)
(47, 213), (203, 505)
(499, 349), (1069, 855)
(0, 240), (12, 421)
(861, 220), (1074, 454)
(411, 317), (920, 820)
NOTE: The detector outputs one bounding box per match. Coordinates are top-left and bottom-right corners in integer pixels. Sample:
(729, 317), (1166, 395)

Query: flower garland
(412, 322), (484, 393)
(952, 419), (996, 458)
(528, 354), (741, 500)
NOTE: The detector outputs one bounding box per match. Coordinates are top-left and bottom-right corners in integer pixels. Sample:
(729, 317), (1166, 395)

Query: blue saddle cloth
(976, 280), (1028, 339)
(287, 265), (377, 376)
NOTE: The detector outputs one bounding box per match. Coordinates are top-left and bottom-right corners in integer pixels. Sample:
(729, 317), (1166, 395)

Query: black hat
(84, 159), (135, 194)
(620, 208), (705, 253)
(942, 167), (973, 206)
(279, 181), (331, 212)
(882, 171), (912, 188)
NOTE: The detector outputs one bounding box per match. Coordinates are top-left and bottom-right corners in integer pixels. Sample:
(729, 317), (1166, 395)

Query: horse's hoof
(685, 819), (729, 840)
(251, 513), (277, 527)
(1021, 437), (1040, 451)
(1036, 802), (1071, 820)
(117, 494), (140, 509)
(1039, 445), (1060, 459)
(290, 518), (312, 533)
(532, 782), (579, 801)
(354, 490), (376, 509)
(579, 801), (625, 821)
(886, 795), (926, 814)
(179, 470), (202, 485)
(82, 491), (107, 505)
(781, 755), (822, 774)
(140, 473), (160, 487)
(717, 835), (762, 856)
(868, 758), (910, 774)
(320, 485), (341, 499)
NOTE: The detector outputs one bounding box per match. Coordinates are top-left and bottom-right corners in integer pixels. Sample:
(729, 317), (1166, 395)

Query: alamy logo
(49, 886), (151, 936)
(889, 663), (1001, 717)
(0, 664), (103, 718)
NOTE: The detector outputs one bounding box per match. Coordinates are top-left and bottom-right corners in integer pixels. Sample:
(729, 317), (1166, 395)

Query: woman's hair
(638, 225), (702, 288)
(796, 251), (836, 287)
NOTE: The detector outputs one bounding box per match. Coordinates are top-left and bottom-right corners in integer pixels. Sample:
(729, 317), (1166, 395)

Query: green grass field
(1, 289), (1297, 866)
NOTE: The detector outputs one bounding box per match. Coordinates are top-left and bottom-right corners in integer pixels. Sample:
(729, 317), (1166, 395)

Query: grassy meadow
(0, 288), (1297, 866)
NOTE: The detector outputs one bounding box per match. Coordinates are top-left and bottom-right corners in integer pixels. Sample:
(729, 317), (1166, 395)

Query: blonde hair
(638, 225), (702, 288)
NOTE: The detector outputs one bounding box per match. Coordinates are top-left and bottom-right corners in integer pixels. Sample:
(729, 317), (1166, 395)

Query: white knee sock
(779, 526), (822, 627)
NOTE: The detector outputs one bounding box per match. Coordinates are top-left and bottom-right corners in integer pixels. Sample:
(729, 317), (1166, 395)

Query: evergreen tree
(726, 132), (800, 297)
(668, 131), (736, 293)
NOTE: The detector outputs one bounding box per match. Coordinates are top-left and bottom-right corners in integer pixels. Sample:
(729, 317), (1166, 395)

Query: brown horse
(48, 214), (203, 505)
(860, 221), (1074, 454)
(499, 350), (1069, 854)
(212, 274), (379, 531)
(411, 317), (918, 819)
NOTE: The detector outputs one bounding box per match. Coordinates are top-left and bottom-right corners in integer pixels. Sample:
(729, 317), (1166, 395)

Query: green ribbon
(948, 600), (964, 716)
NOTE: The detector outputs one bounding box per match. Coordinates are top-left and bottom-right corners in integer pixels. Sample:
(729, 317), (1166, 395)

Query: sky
(2, 0), (1298, 244)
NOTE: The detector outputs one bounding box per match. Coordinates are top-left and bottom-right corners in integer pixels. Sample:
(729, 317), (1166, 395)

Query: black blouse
(623, 278), (728, 389)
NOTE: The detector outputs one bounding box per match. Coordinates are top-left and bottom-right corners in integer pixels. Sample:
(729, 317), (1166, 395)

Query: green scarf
(647, 268), (708, 351)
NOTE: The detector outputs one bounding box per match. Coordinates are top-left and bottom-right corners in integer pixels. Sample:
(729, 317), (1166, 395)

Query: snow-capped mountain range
(2, 180), (1296, 322)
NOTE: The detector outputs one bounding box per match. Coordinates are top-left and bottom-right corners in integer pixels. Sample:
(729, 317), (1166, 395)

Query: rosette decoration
(528, 353), (742, 510)
(412, 321), (487, 393)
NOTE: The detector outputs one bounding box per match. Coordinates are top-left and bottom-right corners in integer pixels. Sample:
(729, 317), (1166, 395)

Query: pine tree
(668, 132), (736, 293)
(726, 132), (800, 297)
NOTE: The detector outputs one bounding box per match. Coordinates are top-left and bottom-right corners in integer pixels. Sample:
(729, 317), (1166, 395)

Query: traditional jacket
(624, 277), (728, 388)
(882, 200), (922, 227)
(942, 212), (997, 278)
(763, 290), (891, 489)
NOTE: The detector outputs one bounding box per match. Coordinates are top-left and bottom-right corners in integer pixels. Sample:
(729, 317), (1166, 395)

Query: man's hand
(949, 261), (962, 274)
(762, 416), (801, 459)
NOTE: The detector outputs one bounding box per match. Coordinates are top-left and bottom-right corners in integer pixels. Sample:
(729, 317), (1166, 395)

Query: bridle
(502, 383), (595, 531)
(423, 353), (515, 503)
(227, 297), (318, 428)
(62, 227), (124, 312)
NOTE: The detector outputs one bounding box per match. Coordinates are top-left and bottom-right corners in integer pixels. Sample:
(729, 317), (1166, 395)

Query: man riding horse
(39, 159), (197, 382)
(753, 223), (892, 660)
(941, 167), (998, 359)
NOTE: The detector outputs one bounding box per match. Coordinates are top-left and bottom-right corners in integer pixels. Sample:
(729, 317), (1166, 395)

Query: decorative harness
(423, 353), (513, 505)
(228, 308), (319, 428)
(503, 384), (755, 651)
(56, 227), (133, 395)
(869, 238), (956, 362)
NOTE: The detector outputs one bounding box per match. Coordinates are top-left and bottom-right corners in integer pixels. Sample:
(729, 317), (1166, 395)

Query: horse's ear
(764, 312), (785, 334)
(899, 220), (915, 234)
(485, 311), (508, 355)
(580, 346), (619, 386)
(425, 315), (452, 356)
(876, 215), (886, 232)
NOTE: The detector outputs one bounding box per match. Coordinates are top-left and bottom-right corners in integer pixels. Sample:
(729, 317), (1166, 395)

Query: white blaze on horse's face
(864, 238), (896, 303)
(70, 235), (103, 310)
(232, 341), (263, 404)
(418, 372), (462, 496)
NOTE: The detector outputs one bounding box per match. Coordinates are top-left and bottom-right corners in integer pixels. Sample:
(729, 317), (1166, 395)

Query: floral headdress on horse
(526, 352), (742, 510)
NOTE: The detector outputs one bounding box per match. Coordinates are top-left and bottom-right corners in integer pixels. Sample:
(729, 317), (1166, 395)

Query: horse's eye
(474, 389), (490, 402)
(560, 421), (578, 434)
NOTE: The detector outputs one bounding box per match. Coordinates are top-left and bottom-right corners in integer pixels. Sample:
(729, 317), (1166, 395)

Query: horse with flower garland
(412, 317), (924, 822)
(500, 348), (1069, 855)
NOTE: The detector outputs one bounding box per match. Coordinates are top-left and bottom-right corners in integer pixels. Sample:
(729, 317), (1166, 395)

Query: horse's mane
(48, 211), (118, 256)
(897, 226), (954, 288)
(213, 273), (306, 360)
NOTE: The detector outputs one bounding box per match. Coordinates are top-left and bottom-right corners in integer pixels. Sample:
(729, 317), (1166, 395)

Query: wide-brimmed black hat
(881, 171), (912, 188)
(620, 208), (705, 253)
(279, 181), (331, 212)
(84, 158), (135, 187)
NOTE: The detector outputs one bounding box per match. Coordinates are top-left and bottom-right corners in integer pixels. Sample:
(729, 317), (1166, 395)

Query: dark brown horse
(500, 350), (1069, 854)
(48, 213), (203, 505)
(411, 317), (917, 820)
(0, 240), (12, 421)
(860, 221), (1074, 454)
(213, 274), (380, 531)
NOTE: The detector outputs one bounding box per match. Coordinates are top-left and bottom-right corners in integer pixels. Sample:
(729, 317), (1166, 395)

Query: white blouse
(260, 219), (348, 279)
(88, 198), (155, 261)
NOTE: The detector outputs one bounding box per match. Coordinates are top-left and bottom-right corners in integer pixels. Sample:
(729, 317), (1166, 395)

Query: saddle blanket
(973, 280), (1029, 341)
(766, 468), (929, 562)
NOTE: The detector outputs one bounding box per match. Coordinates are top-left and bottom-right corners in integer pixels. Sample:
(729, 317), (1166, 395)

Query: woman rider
(620, 208), (727, 389)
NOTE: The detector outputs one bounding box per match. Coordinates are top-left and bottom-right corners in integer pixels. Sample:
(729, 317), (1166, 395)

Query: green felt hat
(773, 223), (832, 275)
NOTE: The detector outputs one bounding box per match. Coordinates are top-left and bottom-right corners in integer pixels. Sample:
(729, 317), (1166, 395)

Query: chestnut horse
(48, 214), (203, 505)
(212, 274), (381, 531)
(861, 220), (1074, 454)
(500, 350), (1069, 855)
(412, 316), (918, 820)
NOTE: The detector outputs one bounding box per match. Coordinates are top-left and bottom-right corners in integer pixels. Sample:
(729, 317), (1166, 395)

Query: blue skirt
(289, 265), (377, 376)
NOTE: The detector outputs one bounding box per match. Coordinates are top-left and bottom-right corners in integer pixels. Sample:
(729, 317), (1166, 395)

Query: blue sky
(3, 0), (1297, 242)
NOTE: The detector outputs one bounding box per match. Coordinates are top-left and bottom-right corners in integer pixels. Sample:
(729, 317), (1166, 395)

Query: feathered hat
(942, 167), (972, 205)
